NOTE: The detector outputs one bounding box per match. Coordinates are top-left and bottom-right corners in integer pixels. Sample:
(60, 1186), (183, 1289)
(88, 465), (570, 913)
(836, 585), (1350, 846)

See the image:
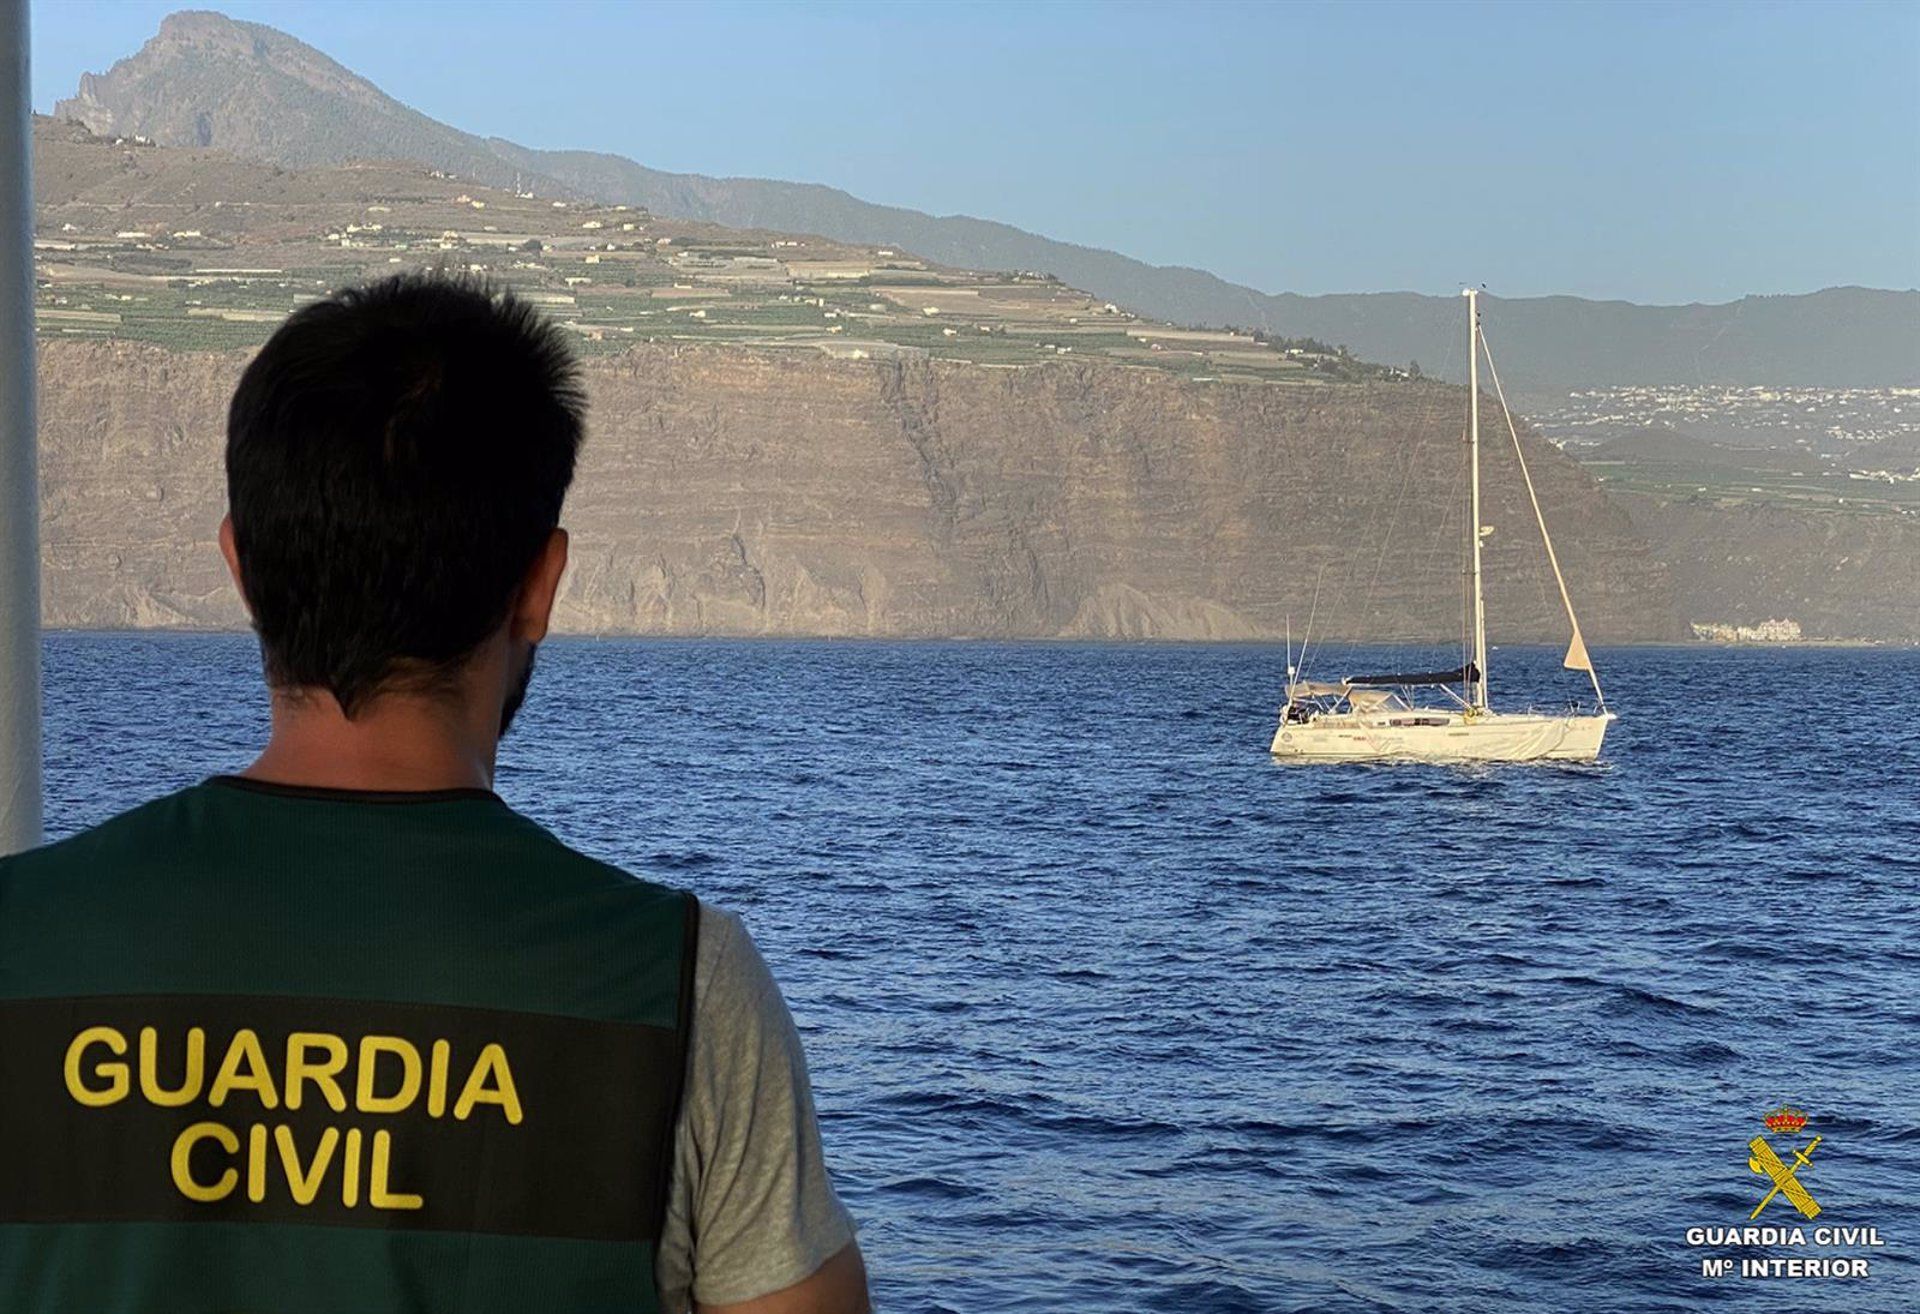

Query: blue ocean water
(37, 633), (1920, 1313)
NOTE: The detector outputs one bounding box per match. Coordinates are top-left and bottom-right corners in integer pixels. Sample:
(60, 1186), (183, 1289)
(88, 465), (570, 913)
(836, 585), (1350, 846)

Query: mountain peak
(56, 9), (493, 170)
(156, 8), (264, 43)
(148, 8), (385, 103)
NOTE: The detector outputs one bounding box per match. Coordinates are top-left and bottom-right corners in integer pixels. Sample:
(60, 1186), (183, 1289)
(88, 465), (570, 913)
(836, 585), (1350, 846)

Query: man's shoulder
(685, 898), (757, 999)
(681, 901), (798, 1056)
(690, 899), (746, 957)
(0, 781), (691, 909)
(495, 810), (692, 908)
(0, 785), (201, 890)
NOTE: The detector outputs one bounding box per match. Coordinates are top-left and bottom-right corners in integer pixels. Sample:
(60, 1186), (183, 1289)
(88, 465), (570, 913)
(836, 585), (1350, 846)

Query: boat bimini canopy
(1285, 664), (1480, 705)
(1344, 663), (1480, 688)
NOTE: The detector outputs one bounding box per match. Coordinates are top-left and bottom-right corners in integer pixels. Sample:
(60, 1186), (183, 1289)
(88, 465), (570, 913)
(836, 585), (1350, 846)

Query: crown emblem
(1764, 1107), (1809, 1135)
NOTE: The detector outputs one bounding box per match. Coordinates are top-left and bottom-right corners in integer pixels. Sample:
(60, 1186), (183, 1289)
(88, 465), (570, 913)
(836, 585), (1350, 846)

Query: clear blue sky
(28, 0), (1920, 303)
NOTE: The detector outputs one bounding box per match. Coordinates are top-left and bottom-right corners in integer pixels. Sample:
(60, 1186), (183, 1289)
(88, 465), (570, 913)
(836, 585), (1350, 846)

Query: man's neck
(242, 690), (498, 794)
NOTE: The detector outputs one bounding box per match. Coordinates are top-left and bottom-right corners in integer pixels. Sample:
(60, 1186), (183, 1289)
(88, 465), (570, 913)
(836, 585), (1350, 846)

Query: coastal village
(1538, 383), (1920, 452)
(1534, 383), (1920, 518)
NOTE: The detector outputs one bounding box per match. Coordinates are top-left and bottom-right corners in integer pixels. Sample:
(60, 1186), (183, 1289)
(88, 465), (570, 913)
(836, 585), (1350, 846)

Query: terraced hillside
(33, 119), (1386, 385)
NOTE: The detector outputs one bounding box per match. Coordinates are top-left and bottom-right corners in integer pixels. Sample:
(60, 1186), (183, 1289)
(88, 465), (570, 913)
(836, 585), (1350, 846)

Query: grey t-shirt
(655, 902), (857, 1311)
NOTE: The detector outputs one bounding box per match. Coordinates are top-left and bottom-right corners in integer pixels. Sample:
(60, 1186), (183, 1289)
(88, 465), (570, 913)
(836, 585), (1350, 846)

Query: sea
(37, 633), (1920, 1313)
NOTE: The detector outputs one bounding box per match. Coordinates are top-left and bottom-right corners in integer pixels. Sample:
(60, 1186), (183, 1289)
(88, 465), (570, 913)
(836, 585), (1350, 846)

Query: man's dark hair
(226, 271), (584, 717)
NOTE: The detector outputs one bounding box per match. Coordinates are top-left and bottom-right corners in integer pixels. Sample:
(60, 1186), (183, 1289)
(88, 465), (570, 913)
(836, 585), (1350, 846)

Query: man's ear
(510, 528), (569, 645)
(217, 514), (253, 617)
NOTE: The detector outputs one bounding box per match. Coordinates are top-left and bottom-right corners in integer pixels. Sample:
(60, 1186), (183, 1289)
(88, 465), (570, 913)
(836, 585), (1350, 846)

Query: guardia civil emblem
(1748, 1107), (1821, 1221)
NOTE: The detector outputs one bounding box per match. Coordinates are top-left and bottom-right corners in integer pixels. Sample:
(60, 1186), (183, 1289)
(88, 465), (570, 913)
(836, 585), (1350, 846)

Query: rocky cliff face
(37, 340), (1685, 643)
(1617, 493), (1920, 641)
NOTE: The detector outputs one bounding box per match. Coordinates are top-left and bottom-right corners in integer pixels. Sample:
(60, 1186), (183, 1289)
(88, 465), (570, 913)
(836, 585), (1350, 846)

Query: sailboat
(1269, 289), (1615, 763)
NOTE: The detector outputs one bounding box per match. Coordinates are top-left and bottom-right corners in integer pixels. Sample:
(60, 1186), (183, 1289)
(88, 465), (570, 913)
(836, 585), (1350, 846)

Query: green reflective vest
(0, 776), (695, 1313)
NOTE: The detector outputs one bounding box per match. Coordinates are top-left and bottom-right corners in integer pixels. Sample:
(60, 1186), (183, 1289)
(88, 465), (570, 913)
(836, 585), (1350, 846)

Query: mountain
(59, 11), (1919, 391)
(34, 105), (1919, 642)
(29, 119), (1685, 644)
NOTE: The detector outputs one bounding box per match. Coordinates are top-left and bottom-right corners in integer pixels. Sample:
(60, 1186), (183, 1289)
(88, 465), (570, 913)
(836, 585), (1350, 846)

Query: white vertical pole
(0, 0), (43, 855)
(1465, 288), (1487, 711)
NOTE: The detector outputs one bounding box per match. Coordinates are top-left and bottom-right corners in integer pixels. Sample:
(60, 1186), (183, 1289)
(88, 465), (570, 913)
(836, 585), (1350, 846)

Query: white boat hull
(1270, 709), (1614, 763)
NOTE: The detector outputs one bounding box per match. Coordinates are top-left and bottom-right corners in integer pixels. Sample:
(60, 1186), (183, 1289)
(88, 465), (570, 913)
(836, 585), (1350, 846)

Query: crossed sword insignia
(1749, 1134), (1822, 1220)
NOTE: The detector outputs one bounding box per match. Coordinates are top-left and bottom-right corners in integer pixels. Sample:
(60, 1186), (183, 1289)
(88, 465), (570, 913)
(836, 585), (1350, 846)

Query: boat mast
(0, 0), (42, 856)
(1465, 289), (1488, 710)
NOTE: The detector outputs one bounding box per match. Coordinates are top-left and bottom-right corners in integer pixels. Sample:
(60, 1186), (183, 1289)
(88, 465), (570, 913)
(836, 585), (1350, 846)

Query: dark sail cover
(1346, 663), (1480, 687)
